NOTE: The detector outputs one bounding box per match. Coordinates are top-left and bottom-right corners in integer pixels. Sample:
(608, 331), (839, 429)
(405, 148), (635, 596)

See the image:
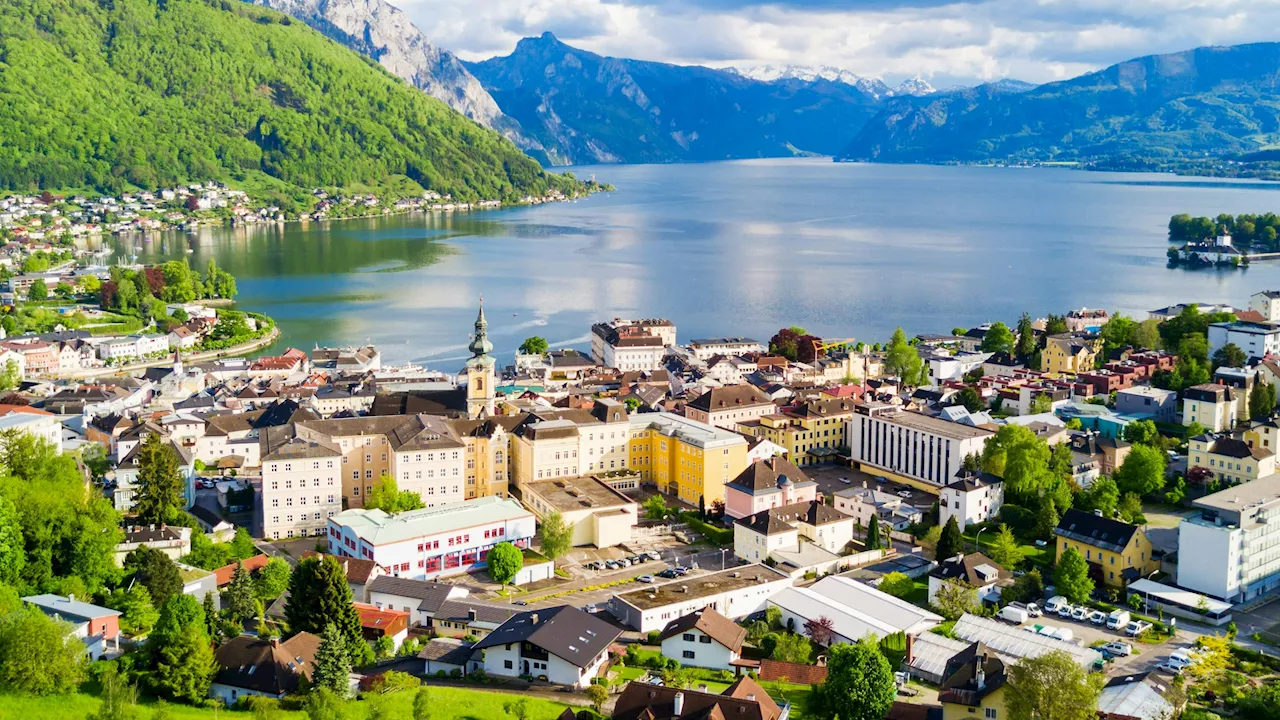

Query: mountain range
(0, 0), (582, 201)
(839, 43), (1280, 167)
(462, 33), (886, 165)
(729, 65), (938, 99)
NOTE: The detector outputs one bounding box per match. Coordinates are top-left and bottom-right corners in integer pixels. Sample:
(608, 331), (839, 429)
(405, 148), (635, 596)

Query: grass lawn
(902, 578), (929, 606)
(0, 684), (578, 720)
(963, 528), (1051, 570)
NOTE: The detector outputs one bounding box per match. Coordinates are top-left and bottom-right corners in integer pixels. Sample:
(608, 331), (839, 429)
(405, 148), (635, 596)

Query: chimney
(67, 594), (75, 603)
(270, 638), (280, 649)
(905, 633), (914, 663)
(530, 612), (539, 625)
(1093, 509), (1103, 517)
(975, 654), (987, 690)
(673, 692), (685, 716)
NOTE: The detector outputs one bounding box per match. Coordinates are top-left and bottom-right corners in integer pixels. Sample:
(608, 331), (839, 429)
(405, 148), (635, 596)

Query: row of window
(270, 477), (336, 490)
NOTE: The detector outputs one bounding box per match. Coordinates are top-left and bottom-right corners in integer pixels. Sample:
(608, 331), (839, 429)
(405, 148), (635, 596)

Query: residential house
(474, 606), (621, 688)
(938, 642), (1006, 720)
(113, 525), (192, 567)
(1182, 384), (1238, 432)
(684, 385), (775, 430)
(1115, 386), (1177, 424)
(724, 457), (817, 520)
(927, 553), (1012, 606)
(657, 607), (747, 671)
(1187, 434), (1275, 486)
(23, 594), (121, 660)
(939, 470), (1004, 532)
(0, 405), (62, 451)
(418, 638), (481, 677)
(210, 633), (322, 706)
(366, 575), (469, 627)
(1054, 509), (1158, 588)
(734, 501), (855, 576)
(833, 482), (923, 531)
(432, 599), (519, 639)
(610, 677), (786, 720)
(1040, 334), (1101, 374)
(608, 564), (792, 633)
(354, 603), (410, 651)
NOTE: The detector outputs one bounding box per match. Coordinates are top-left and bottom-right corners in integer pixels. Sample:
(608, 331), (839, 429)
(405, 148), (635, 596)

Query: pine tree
(312, 623), (353, 697)
(865, 515), (882, 551)
(201, 592), (218, 642)
(224, 561), (256, 620)
(1054, 546), (1095, 604)
(936, 516), (963, 561)
(1034, 498), (1060, 540)
(285, 555), (362, 650)
(1015, 313), (1037, 362)
(134, 433), (184, 525)
(987, 523), (1023, 568)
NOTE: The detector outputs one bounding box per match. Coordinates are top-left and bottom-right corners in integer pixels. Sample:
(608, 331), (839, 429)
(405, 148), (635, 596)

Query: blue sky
(397, 0), (1279, 86)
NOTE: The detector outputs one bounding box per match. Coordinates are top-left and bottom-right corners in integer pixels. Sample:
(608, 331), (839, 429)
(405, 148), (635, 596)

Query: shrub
(646, 630), (662, 644)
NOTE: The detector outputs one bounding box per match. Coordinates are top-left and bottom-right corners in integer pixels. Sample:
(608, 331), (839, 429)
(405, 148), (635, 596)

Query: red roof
(0, 404), (52, 416)
(353, 603), (409, 637)
(214, 554), (271, 586)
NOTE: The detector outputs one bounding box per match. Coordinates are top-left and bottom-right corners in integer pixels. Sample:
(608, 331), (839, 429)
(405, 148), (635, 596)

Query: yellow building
(1054, 508), (1158, 588)
(736, 397), (853, 467)
(1188, 433), (1275, 486)
(628, 413), (749, 506)
(454, 417), (519, 500)
(1040, 334), (1101, 374)
(939, 644), (1006, 720)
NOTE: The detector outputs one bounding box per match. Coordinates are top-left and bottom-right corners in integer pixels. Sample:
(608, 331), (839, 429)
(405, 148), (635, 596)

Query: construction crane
(812, 338), (856, 357)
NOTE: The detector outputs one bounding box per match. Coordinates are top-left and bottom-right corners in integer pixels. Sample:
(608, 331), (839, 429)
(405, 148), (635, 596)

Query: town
(3, 293), (1279, 720)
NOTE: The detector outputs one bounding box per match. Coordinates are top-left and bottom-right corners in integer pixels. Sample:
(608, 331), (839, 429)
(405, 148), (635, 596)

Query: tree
(134, 433), (184, 524)
(537, 511), (571, 561)
(1044, 314), (1068, 336)
(26, 280), (47, 302)
(643, 494), (670, 520)
(1165, 476), (1187, 506)
(1114, 444), (1167, 497)
(987, 524), (1022, 568)
(581, 684), (608, 713)
(251, 557), (289, 602)
(957, 386), (985, 413)
(313, 623), (354, 697)
(412, 687), (432, 720)
(884, 327), (925, 388)
(104, 584), (160, 637)
(770, 632), (811, 663)
(88, 664), (139, 720)
(1212, 342), (1247, 370)
(374, 634), (395, 661)
(1014, 313), (1037, 362)
(1029, 394), (1053, 414)
(0, 605), (86, 694)
(1251, 382), (1278, 420)
(0, 360), (19, 393)
(1054, 546), (1094, 604)
(518, 337), (548, 355)
(0, 497), (24, 586)
(804, 616), (835, 646)
(877, 572), (915, 599)
(1117, 493), (1145, 524)
(1002, 569), (1045, 605)
(865, 515), (882, 551)
(230, 528), (257, 560)
(1005, 651), (1104, 720)
(1099, 314), (1139, 361)
(811, 639), (896, 720)
(149, 596), (215, 704)
(225, 561), (257, 619)
(1122, 419), (1160, 448)
(503, 698), (531, 720)
(980, 321), (1015, 354)
(126, 546), (183, 609)
(1131, 319), (1161, 351)
(364, 475), (424, 514)
(1034, 498), (1060, 540)
(936, 516), (962, 561)
(932, 580), (981, 620)
(285, 556), (363, 654)
(487, 542), (522, 585)
(304, 687), (347, 720)
(1077, 476), (1119, 518)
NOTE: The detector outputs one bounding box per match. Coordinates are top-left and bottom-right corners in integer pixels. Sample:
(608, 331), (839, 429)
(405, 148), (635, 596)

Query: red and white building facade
(326, 496), (537, 580)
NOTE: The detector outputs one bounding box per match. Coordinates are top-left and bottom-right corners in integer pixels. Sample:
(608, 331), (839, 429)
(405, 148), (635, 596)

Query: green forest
(1168, 212), (1280, 252)
(0, 0), (588, 203)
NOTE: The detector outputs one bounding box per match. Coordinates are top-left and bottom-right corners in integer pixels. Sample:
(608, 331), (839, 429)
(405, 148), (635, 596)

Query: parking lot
(804, 464), (938, 508)
(1008, 599), (1191, 678)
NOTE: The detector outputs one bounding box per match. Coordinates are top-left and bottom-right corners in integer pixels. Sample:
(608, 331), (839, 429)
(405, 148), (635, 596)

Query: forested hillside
(0, 0), (582, 201)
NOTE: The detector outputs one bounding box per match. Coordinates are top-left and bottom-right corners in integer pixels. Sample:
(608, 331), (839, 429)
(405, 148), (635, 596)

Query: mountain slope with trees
(465, 32), (884, 165)
(840, 43), (1280, 170)
(0, 0), (583, 202)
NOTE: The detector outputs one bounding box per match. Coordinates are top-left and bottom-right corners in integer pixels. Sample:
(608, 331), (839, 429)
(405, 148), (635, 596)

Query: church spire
(469, 299), (493, 358)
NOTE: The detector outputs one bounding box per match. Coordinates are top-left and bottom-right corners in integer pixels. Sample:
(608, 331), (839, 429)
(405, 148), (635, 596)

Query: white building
(833, 482), (922, 531)
(327, 496), (536, 580)
(768, 576), (941, 646)
(366, 576), (470, 627)
(96, 333), (171, 361)
(1182, 384), (1237, 433)
(1177, 473), (1280, 603)
(926, 351), (991, 388)
(607, 564), (792, 633)
(847, 403), (993, 490)
(939, 470), (1004, 532)
(657, 607), (745, 671)
(689, 337), (765, 362)
(473, 606), (621, 688)
(1250, 290), (1280, 323)
(590, 319), (673, 371)
(926, 553), (1011, 605)
(733, 501), (855, 575)
(0, 408), (63, 452)
(259, 426), (344, 540)
(1208, 321), (1280, 362)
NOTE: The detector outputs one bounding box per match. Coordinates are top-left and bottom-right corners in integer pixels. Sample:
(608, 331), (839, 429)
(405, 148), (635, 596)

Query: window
(683, 633), (695, 642)
(985, 709), (997, 720)
(682, 651), (695, 659)
(699, 635), (711, 644)
(504, 660), (513, 670)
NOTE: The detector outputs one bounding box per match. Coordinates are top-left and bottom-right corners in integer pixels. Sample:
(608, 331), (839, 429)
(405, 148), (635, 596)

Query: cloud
(397, 0), (1280, 85)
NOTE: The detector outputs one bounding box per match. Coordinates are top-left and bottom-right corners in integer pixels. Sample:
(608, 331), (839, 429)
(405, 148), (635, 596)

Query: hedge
(681, 512), (733, 545)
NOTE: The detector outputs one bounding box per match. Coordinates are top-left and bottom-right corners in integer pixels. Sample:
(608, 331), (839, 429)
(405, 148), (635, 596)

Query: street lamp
(973, 527), (988, 555)
(720, 547), (729, 570)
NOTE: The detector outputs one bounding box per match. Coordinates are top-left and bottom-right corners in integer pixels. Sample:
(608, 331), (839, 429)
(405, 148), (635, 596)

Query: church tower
(465, 301), (497, 419)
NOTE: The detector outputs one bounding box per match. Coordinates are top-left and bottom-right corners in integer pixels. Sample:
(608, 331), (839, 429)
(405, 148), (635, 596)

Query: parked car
(1025, 602), (1042, 618)
(605, 560), (619, 570)
(513, 600), (528, 606)
(839, 477), (851, 484)
(1102, 642), (1132, 658)
(658, 569), (679, 579)
(897, 490), (912, 498)
(1157, 661), (1184, 675)
(1044, 596), (1068, 614)
(637, 575), (655, 583)
(874, 476), (888, 483)
(1107, 610), (1131, 631)
(1088, 610), (1107, 625)
(646, 551), (662, 561)
(617, 558), (631, 568)
(673, 566), (691, 575)
(1168, 650), (1197, 668)
(1056, 602), (1076, 618)
(585, 603), (602, 613)
(1071, 606), (1090, 622)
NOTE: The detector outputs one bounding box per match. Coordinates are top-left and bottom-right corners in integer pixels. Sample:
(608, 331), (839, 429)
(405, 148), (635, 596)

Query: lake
(110, 158), (1280, 370)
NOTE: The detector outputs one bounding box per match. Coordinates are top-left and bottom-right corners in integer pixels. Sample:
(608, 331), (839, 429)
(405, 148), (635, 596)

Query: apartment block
(259, 426), (344, 540)
(736, 398), (854, 468)
(590, 318), (674, 371)
(846, 403), (993, 491)
(1178, 473), (1280, 602)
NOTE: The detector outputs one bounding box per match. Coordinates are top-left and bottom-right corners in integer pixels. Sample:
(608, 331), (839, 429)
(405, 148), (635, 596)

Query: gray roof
(330, 496), (532, 546)
(434, 599), (519, 629)
(367, 576), (459, 614)
(474, 606), (621, 668)
(24, 594), (120, 622)
(417, 638), (476, 666)
(952, 614), (1102, 667)
(1097, 674), (1174, 720)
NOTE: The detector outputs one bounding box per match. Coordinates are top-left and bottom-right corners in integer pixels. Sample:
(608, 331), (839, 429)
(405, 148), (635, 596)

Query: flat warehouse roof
(613, 564), (789, 610)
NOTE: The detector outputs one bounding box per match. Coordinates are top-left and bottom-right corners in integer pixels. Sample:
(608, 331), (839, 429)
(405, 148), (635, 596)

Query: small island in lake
(1165, 212), (1280, 268)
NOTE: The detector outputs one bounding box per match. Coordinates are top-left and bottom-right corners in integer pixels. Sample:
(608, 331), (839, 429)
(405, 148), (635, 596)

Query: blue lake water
(112, 158), (1280, 370)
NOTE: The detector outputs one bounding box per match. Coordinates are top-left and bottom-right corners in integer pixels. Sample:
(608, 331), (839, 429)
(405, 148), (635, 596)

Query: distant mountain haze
(840, 43), (1280, 165)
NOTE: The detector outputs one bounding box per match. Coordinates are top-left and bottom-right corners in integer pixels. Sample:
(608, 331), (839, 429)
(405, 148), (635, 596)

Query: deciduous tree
(804, 615), (835, 646)
(1054, 546), (1094, 604)
(1114, 444), (1167, 497)
(518, 337), (548, 355)
(770, 632), (811, 664)
(126, 546), (183, 609)
(0, 605), (86, 694)
(1005, 651), (1104, 720)
(254, 557), (291, 601)
(0, 497), (24, 586)
(877, 572), (915, 599)
(486, 542), (522, 585)
(884, 327), (925, 388)
(364, 475), (424, 514)
(980, 322), (1015, 354)
(811, 639), (896, 720)
(932, 580), (980, 620)
(537, 511), (571, 561)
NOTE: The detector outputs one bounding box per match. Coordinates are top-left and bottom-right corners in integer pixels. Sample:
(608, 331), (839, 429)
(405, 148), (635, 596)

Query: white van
(1053, 627), (1074, 643)
(1106, 610), (1131, 631)
(999, 605), (1030, 624)
(1044, 595), (1068, 614)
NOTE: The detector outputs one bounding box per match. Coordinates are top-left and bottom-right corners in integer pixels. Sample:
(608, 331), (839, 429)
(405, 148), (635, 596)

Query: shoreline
(45, 325), (281, 380)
